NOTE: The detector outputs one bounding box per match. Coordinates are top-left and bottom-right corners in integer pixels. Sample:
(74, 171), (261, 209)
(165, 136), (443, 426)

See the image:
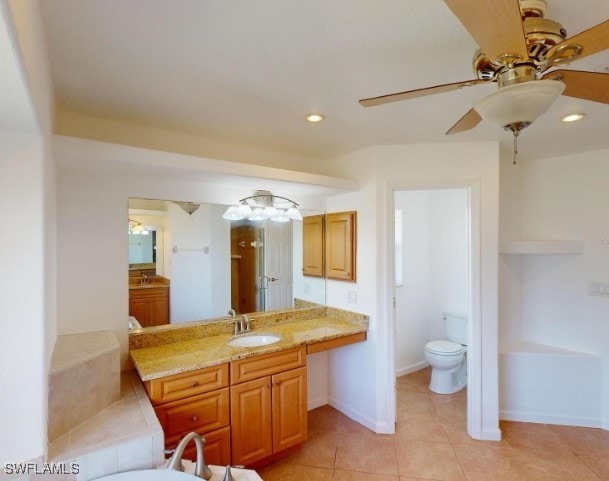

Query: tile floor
(257, 367), (609, 481)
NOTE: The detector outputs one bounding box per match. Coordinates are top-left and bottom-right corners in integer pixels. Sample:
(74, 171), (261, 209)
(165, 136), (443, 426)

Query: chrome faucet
(239, 314), (250, 333)
(166, 432), (212, 480)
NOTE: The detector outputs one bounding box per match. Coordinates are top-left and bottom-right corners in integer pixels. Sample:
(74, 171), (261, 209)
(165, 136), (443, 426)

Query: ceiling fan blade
(547, 20), (609, 63)
(546, 69), (609, 104)
(443, 0), (528, 62)
(359, 79), (486, 107)
(445, 109), (482, 135)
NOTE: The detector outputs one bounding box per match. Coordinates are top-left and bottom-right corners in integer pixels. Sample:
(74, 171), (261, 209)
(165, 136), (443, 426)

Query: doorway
(230, 220), (294, 314)
(392, 185), (478, 436)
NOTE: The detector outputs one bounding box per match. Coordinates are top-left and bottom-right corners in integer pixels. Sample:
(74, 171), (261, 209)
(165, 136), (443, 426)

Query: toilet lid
(425, 340), (465, 354)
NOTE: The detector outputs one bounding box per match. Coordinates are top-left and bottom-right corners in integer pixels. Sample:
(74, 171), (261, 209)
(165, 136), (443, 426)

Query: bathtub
(499, 340), (602, 427)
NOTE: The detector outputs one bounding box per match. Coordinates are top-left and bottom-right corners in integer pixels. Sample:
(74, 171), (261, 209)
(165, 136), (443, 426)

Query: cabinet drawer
(129, 287), (168, 299)
(230, 346), (306, 385)
(145, 363), (229, 405)
(155, 388), (229, 439)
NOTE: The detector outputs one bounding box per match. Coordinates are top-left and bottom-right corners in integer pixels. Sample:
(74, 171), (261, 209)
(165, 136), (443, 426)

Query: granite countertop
(130, 316), (367, 381)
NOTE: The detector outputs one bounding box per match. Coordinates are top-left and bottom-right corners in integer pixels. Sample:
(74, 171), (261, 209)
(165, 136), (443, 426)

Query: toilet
(424, 310), (468, 394)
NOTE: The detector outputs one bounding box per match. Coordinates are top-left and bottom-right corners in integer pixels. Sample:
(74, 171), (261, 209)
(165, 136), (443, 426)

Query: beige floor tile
(452, 444), (533, 481)
(281, 429), (338, 469)
(263, 460), (334, 481)
(338, 415), (394, 446)
(335, 437), (398, 476)
(395, 440), (465, 480)
(333, 469), (399, 481)
(308, 405), (341, 432)
(443, 421), (510, 448)
(579, 455), (609, 481)
(396, 392), (437, 421)
(395, 419), (449, 444)
(517, 448), (601, 481)
(500, 421), (571, 452)
(396, 368), (431, 393)
(548, 425), (609, 457)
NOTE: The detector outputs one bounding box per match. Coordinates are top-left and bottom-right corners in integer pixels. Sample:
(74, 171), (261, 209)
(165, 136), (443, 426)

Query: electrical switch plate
(589, 281), (609, 297)
(348, 291), (357, 303)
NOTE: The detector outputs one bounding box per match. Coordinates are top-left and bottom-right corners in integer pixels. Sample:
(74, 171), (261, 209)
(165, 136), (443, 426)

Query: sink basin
(227, 333), (280, 348)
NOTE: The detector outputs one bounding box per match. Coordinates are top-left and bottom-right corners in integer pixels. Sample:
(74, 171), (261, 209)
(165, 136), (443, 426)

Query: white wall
(324, 142), (500, 439)
(394, 188), (469, 376)
(394, 191), (432, 374)
(167, 202), (231, 322)
(498, 147), (609, 429)
(0, 133), (51, 463)
(0, 0), (55, 464)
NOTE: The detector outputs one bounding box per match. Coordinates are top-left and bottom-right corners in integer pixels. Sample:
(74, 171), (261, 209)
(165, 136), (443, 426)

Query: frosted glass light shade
(222, 206), (245, 220)
(473, 80), (565, 128)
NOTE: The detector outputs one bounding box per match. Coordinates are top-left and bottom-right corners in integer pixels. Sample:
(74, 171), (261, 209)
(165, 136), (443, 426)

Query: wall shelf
(499, 240), (583, 255)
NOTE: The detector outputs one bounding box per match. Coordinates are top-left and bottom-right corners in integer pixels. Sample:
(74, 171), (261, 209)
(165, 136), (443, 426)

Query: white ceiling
(39, 0), (609, 162)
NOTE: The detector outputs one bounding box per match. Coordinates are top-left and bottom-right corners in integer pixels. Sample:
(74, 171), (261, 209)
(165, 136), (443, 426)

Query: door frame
(384, 179), (483, 439)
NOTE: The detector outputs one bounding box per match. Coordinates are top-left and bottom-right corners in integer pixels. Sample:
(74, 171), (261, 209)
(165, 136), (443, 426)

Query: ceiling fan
(359, 0), (609, 159)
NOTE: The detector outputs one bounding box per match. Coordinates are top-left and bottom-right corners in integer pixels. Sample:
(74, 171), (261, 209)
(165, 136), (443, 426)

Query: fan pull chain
(513, 131), (519, 165)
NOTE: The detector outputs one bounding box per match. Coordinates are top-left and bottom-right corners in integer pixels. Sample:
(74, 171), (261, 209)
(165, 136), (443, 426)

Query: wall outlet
(348, 291), (357, 303)
(589, 281), (609, 297)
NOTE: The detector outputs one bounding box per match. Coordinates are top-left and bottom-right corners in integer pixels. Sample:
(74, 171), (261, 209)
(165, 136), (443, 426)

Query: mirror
(128, 197), (325, 327)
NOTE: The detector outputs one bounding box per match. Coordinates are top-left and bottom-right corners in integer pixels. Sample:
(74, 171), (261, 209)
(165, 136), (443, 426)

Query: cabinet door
(149, 294), (169, 326)
(272, 367), (307, 453)
(326, 211), (356, 281)
(302, 214), (325, 277)
(230, 377), (272, 466)
(129, 297), (150, 327)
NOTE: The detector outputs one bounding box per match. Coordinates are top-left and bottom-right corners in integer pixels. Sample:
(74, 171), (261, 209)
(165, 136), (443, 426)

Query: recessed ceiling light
(306, 114), (325, 123)
(561, 113), (586, 123)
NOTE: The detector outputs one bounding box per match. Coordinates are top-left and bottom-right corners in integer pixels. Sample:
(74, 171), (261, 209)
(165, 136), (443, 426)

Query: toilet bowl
(424, 310), (468, 394)
(424, 340), (467, 394)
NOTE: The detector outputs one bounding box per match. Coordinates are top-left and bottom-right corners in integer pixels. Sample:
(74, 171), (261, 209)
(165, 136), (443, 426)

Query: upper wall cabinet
(302, 214), (325, 277)
(326, 211), (356, 282)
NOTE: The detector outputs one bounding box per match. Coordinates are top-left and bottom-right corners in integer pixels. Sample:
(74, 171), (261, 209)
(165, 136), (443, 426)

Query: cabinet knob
(191, 381), (198, 387)
(267, 384), (271, 389)
(274, 381), (282, 386)
(192, 416), (198, 422)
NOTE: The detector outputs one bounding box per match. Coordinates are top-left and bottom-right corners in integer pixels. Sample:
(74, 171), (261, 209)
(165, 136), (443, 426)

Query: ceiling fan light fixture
(561, 113), (586, 123)
(473, 80), (565, 130)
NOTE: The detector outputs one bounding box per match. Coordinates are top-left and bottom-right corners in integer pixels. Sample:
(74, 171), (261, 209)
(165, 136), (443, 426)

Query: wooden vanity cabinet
(144, 363), (231, 466)
(129, 287), (169, 327)
(325, 211), (356, 282)
(302, 214), (325, 277)
(230, 347), (307, 466)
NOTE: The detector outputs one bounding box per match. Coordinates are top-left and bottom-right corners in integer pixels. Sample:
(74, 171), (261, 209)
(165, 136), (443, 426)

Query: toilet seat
(425, 340), (465, 355)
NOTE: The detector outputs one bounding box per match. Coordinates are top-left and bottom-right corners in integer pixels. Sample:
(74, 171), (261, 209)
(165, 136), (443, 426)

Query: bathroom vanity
(129, 305), (368, 467)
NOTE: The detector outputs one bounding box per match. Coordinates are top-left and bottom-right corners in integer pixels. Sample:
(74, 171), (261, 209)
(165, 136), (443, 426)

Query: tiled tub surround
(48, 331), (121, 441)
(129, 306), (368, 380)
(47, 371), (165, 481)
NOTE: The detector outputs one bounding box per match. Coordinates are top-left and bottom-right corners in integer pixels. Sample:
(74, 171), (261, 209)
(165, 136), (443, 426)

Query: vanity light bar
(222, 191), (302, 222)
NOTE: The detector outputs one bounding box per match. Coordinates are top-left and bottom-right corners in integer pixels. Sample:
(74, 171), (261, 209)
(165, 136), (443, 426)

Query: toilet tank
(443, 310), (468, 345)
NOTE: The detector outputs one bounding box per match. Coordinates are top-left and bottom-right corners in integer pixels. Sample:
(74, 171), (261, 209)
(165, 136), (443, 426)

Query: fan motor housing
(472, 0), (567, 79)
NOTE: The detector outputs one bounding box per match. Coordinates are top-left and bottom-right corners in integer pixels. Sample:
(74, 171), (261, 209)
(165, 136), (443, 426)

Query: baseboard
(480, 427), (502, 441)
(500, 410), (603, 429)
(307, 395), (328, 411)
(396, 361), (429, 378)
(328, 396), (380, 433)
